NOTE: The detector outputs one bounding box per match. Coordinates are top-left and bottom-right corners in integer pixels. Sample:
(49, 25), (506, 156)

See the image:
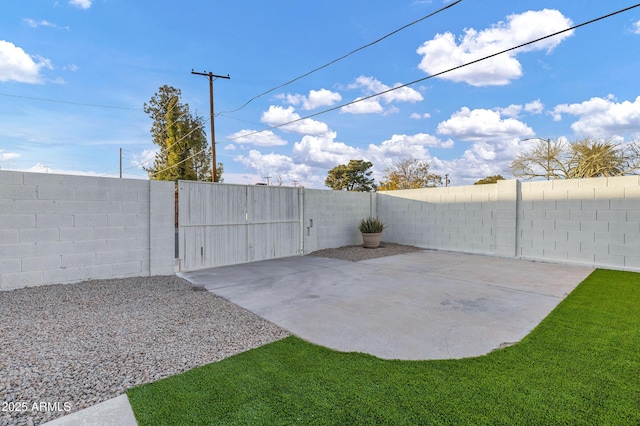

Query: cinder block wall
(303, 189), (372, 253)
(376, 177), (640, 272)
(0, 170), (175, 290)
(376, 183), (498, 255)
(518, 176), (640, 271)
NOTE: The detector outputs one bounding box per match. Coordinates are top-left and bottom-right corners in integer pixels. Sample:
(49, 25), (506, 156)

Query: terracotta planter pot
(361, 232), (382, 249)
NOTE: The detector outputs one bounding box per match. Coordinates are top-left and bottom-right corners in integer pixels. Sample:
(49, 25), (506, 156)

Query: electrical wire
(147, 145), (210, 177)
(9, 90), (203, 178)
(145, 2), (640, 178)
(227, 3), (640, 142)
(217, 0), (463, 115)
(0, 93), (144, 111)
(135, 97), (211, 171)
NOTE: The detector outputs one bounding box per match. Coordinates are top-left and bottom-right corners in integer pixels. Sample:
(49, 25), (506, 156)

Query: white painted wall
(302, 189), (372, 253)
(376, 183), (498, 254)
(518, 176), (640, 271)
(0, 171), (175, 290)
(4, 172), (638, 286)
(376, 177), (640, 272)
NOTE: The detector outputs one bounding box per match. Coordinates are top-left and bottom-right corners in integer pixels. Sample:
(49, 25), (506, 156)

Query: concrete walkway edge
(40, 394), (137, 426)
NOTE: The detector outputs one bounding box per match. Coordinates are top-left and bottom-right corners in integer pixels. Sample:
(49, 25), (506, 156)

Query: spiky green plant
(358, 217), (385, 233)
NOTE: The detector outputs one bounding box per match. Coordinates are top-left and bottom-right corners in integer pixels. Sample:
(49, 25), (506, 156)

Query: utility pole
(119, 147), (123, 178)
(522, 137), (553, 180)
(546, 138), (551, 181)
(191, 70), (230, 182)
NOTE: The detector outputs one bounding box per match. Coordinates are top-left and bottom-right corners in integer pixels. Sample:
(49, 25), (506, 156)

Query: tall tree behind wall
(325, 160), (376, 192)
(510, 137), (640, 180)
(144, 85), (222, 182)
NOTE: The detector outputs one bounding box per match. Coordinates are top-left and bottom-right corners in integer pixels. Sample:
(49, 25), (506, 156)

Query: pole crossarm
(191, 70), (230, 80)
(191, 69), (230, 182)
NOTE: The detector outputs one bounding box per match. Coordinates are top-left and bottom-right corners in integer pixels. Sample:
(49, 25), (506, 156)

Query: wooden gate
(177, 182), (303, 271)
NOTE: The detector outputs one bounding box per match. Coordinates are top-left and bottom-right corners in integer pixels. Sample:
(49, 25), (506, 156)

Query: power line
(100, 115), (212, 178)
(148, 2), (640, 179)
(147, 144), (210, 178)
(228, 3), (640, 142)
(217, 0), (463, 115)
(0, 93), (143, 111)
(158, 116), (210, 158)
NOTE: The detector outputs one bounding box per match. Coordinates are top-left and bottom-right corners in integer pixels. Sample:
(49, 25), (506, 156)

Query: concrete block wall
(494, 179), (519, 257)
(376, 184), (497, 254)
(303, 189), (372, 253)
(377, 177), (640, 272)
(0, 170), (175, 290)
(518, 176), (640, 271)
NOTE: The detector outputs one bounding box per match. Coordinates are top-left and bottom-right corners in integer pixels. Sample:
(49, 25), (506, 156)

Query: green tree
(378, 158), (442, 191)
(325, 160), (376, 192)
(143, 85), (222, 182)
(510, 137), (640, 180)
(474, 175), (505, 185)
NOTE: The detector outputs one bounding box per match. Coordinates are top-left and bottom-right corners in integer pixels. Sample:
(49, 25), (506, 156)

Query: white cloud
(261, 105), (331, 136)
(280, 88), (342, 110)
(633, 20), (640, 34)
(351, 75), (424, 103)
(23, 18), (70, 31)
(228, 129), (288, 146)
(495, 101), (544, 118)
(232, 123), (534, 188)
(292, 133), (363, 169)
(236, 131), (455, 187)
(342, 76), (423, 114)
(496, 104), (523, 118)
(524, 99), (544, 114)
(341, 97), (384, 114)
(20, 163), (138, 178)
(69, 0), (92, 9)
(436, 107), (534, 141)
(0, 41), (51, 84)
(235, 150), (319, 187)
(551, 96), (613, 121)
(367, 133), (453, 171)
(552, 95), (640, 137)
(132, 148), (158, 169)
(432, 137), (524, 184)
(410, 112), (431, 120)
(417, 9), (574, 86)
(0, 149), (21, 162)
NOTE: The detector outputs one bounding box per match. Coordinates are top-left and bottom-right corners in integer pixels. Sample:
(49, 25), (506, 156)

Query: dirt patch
(308, 242), (423, 262)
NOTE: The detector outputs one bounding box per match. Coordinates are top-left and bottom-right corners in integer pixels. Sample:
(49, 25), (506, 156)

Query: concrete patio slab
(179, 251), (594, 360)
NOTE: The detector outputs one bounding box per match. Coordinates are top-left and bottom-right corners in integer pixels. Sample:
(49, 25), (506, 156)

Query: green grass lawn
(127, 269), (640, 425)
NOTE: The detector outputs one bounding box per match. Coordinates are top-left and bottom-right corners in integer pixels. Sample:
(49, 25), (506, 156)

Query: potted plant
(359, 217), (385, 248)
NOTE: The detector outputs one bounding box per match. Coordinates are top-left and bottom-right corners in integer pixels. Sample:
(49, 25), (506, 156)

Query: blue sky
(2, 0), (640, 187)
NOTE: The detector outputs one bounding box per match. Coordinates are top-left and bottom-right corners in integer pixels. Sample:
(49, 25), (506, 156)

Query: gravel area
(308, 242), (423, 262)
(0, 276), (289, 426)
(1, 244), (420, 425)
